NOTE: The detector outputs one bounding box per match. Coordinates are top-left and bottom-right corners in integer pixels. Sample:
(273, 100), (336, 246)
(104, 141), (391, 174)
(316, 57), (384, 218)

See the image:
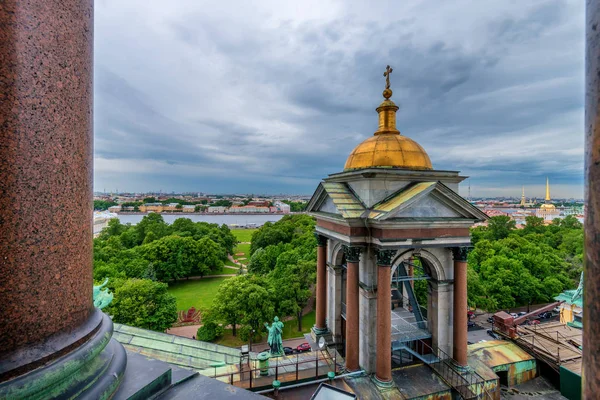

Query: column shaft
(453, 260), (468, 367)
(376, 265), (392, 383)
(345, 260), (360, 371)
(0, 0), (93, 368)
(585, 2), (600, 396)
(315, 242), (328, 330)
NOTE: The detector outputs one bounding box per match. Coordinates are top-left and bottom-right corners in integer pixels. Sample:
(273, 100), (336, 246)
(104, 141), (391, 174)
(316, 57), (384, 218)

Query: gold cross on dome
(383, 65), (393, 89)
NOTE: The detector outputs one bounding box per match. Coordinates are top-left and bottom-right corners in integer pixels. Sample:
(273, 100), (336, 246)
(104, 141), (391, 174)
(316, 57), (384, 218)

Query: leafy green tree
(211, 277), (246, 336)
(269, 260), (315, 331)
(107, 279), (177, 331)
(487, 216), (516, 240)
(140, 236), (200, 280)
(523, 216), (545, 234)
(94, 199), (117, 210)
(143, 197), (157, 203)
(135, 213), (170, 245)
(196, 321), (224, 341)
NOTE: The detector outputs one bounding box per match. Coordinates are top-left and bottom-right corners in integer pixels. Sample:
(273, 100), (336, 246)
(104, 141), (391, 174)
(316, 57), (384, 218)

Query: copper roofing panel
(468, 340), (535, 368)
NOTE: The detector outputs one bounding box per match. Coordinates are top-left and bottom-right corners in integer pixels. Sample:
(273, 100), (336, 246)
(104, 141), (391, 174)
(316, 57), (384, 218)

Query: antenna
(468, 180), (471, 201)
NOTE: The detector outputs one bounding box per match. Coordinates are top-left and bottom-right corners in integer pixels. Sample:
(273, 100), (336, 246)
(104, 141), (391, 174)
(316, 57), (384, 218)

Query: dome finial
(383, 65), (393, 99)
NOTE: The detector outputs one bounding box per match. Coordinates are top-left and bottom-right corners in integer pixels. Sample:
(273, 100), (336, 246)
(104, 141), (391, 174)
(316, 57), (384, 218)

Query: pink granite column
(343, 245), (361, 371)
(0, 0), (94, 379)
(585, 2), (600, 396)
(452, 248), (469, 368)
(315, 234), (328, 331)
(375, 250), (395, 386)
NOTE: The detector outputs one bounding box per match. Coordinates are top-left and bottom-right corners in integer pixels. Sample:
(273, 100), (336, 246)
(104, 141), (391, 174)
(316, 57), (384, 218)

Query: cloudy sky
(94, 0), (584, 198)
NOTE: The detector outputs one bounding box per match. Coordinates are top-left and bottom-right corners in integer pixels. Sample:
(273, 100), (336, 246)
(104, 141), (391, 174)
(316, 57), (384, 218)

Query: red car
(296, 343), (311, 352)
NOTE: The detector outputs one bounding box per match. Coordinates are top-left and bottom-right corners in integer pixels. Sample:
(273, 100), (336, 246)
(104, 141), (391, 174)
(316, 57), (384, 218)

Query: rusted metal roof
(321, 182), (365, 219)
(468, 340), (534, 368)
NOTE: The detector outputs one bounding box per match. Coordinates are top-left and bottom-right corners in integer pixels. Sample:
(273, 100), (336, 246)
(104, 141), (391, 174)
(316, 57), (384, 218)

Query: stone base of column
(0, 310), (126, 399)
(371, 374), (395, 389)
(310, 326), (333, 345)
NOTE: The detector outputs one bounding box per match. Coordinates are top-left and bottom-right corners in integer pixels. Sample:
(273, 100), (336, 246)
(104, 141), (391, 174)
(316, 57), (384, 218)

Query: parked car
(283, 347), (294, 355)
(468, 321), (476, 328)
(539, 312), (552, 319)
(517, 311), (527, 316)
(467, 310), (475, 319)
(510, 313), (518, 318)
(296, 343), (311, 352)
(487, 316), (494, 324)
(526, 319), (540, 325)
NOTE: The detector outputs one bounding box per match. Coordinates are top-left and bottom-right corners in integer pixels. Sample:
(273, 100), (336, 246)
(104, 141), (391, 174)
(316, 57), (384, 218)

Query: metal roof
(321, 182), (365, 219)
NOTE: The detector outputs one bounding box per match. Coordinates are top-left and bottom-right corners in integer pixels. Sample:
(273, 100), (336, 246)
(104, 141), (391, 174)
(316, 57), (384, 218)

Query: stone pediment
(307, 181), (487, 222)
(367, 181), (488, 221)
(306, 182), (365, 219)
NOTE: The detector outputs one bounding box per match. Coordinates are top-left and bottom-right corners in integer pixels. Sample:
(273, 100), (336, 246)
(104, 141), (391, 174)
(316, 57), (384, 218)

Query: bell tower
(306, 68), (487, 386)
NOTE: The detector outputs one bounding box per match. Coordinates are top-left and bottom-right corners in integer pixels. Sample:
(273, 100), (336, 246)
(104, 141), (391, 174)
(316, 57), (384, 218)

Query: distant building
(536, 178), (560, 221)
(108, 205), (122, 213)
(274, 200), (291, 214)
(229, 205), (270, 213)
(207, 206), (227, 213)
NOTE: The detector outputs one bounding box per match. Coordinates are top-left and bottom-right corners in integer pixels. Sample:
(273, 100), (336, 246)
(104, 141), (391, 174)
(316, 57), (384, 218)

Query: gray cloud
(94, 0), (584, 198)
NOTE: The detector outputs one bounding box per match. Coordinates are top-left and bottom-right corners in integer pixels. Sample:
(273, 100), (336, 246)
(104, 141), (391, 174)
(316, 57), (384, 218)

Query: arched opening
(390, 250), (441, 367)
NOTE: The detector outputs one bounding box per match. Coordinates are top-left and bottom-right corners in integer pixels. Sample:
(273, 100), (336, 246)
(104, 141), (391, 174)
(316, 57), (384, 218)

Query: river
(115, 213), (285, 226)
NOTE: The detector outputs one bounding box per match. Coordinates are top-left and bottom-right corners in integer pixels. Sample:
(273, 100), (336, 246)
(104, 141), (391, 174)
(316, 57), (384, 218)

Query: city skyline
(94, 0), (584, 198)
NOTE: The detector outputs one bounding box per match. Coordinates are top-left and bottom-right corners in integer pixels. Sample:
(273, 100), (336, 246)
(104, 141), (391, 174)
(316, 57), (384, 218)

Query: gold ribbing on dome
(344, 65), (433, 171)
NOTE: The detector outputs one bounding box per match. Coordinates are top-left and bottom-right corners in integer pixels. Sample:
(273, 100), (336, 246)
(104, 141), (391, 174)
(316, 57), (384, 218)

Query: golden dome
(344, 66), (432, 171)
(540, 203), (556, 210)
(344, 133), (433, 171)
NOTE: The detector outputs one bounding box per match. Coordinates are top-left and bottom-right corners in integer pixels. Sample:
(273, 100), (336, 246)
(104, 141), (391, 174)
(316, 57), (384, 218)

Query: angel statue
(93, 278), (114, 310)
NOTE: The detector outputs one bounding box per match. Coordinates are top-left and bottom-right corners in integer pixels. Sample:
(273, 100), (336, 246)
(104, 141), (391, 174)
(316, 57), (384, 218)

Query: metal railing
(405, 340), (493, 400)
(210, 347), (342, 391)
(341, 302), (346, 318)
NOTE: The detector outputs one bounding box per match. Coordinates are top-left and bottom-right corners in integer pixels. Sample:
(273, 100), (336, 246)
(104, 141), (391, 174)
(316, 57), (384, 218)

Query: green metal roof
(321, 182), (365, 219)
(113, 324), (241, 373)
(555, 290), (583, 308)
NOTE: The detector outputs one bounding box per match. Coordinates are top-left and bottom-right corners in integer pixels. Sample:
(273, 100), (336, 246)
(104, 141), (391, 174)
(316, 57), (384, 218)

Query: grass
(167, 277), (230, 311)
(214, 331), (248, 348)
(231, 228), (256, 243)
(282, 311), (315, 339)
(233, 243), (251, 262)
(204, 265), (235, 276)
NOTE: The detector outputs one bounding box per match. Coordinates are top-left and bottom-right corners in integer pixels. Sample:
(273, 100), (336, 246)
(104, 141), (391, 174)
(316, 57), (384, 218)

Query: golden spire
(520, 186), (526, 206)
(375, 65), (400, 135)
(545, 177), (551, 201)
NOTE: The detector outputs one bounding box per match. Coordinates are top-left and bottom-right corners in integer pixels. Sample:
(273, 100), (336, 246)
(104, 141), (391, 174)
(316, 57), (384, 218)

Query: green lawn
(233, 243), (251, 262)
(167, 277), (230, 311)
(231, 229), (256, 243)
(214, 331), (247, 348)
(204, 265), (235, 276)
(282, 311), (315, 339)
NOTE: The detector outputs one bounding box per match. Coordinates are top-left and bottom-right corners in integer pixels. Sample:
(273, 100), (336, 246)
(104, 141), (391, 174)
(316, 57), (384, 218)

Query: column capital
(314, 233), (328, 247)
(451, 246), (471, 262)
(376, 249), (396, 266)
(342, 245), (362, 263)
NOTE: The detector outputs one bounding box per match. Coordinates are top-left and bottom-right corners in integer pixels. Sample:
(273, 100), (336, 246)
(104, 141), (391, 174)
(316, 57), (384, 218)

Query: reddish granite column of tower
(452, 248), (469, 367)
(585, 2), (600, 396)
(315, 234), (328, 331)
(0, 0), (93, 366)
(343, 246), (361, 371)
(375, 250), (395, 385)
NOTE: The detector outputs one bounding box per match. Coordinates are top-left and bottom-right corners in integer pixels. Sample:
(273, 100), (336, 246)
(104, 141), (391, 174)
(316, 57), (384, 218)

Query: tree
(93, 199), (117, 211)
(269, 260), (315, 331)
(523, 216), (545, 234)
(211, 277), (246, 336)
(107, 279), (177, 331)
(196, 321), (224, 341)
(487, 216), (516, 240)
(140, 236), (202, 281)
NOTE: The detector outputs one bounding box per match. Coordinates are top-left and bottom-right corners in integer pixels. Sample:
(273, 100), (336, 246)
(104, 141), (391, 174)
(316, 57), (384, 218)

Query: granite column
(375, 250), (395, 387)
(585, 2), (600, 396)
(343, 245), (361, 371)
(452, 247), (469, 368)
(314, 234), (328, 333)
(0, 1), (125, 397)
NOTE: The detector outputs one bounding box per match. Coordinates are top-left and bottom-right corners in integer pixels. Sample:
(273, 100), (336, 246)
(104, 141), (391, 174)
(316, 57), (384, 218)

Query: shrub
(196, 321), (224, 341)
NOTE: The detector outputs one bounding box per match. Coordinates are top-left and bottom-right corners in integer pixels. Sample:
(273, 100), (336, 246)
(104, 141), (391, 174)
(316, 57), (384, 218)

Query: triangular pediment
(306, 182), (365, 219)
(368, 182), (488, 221)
